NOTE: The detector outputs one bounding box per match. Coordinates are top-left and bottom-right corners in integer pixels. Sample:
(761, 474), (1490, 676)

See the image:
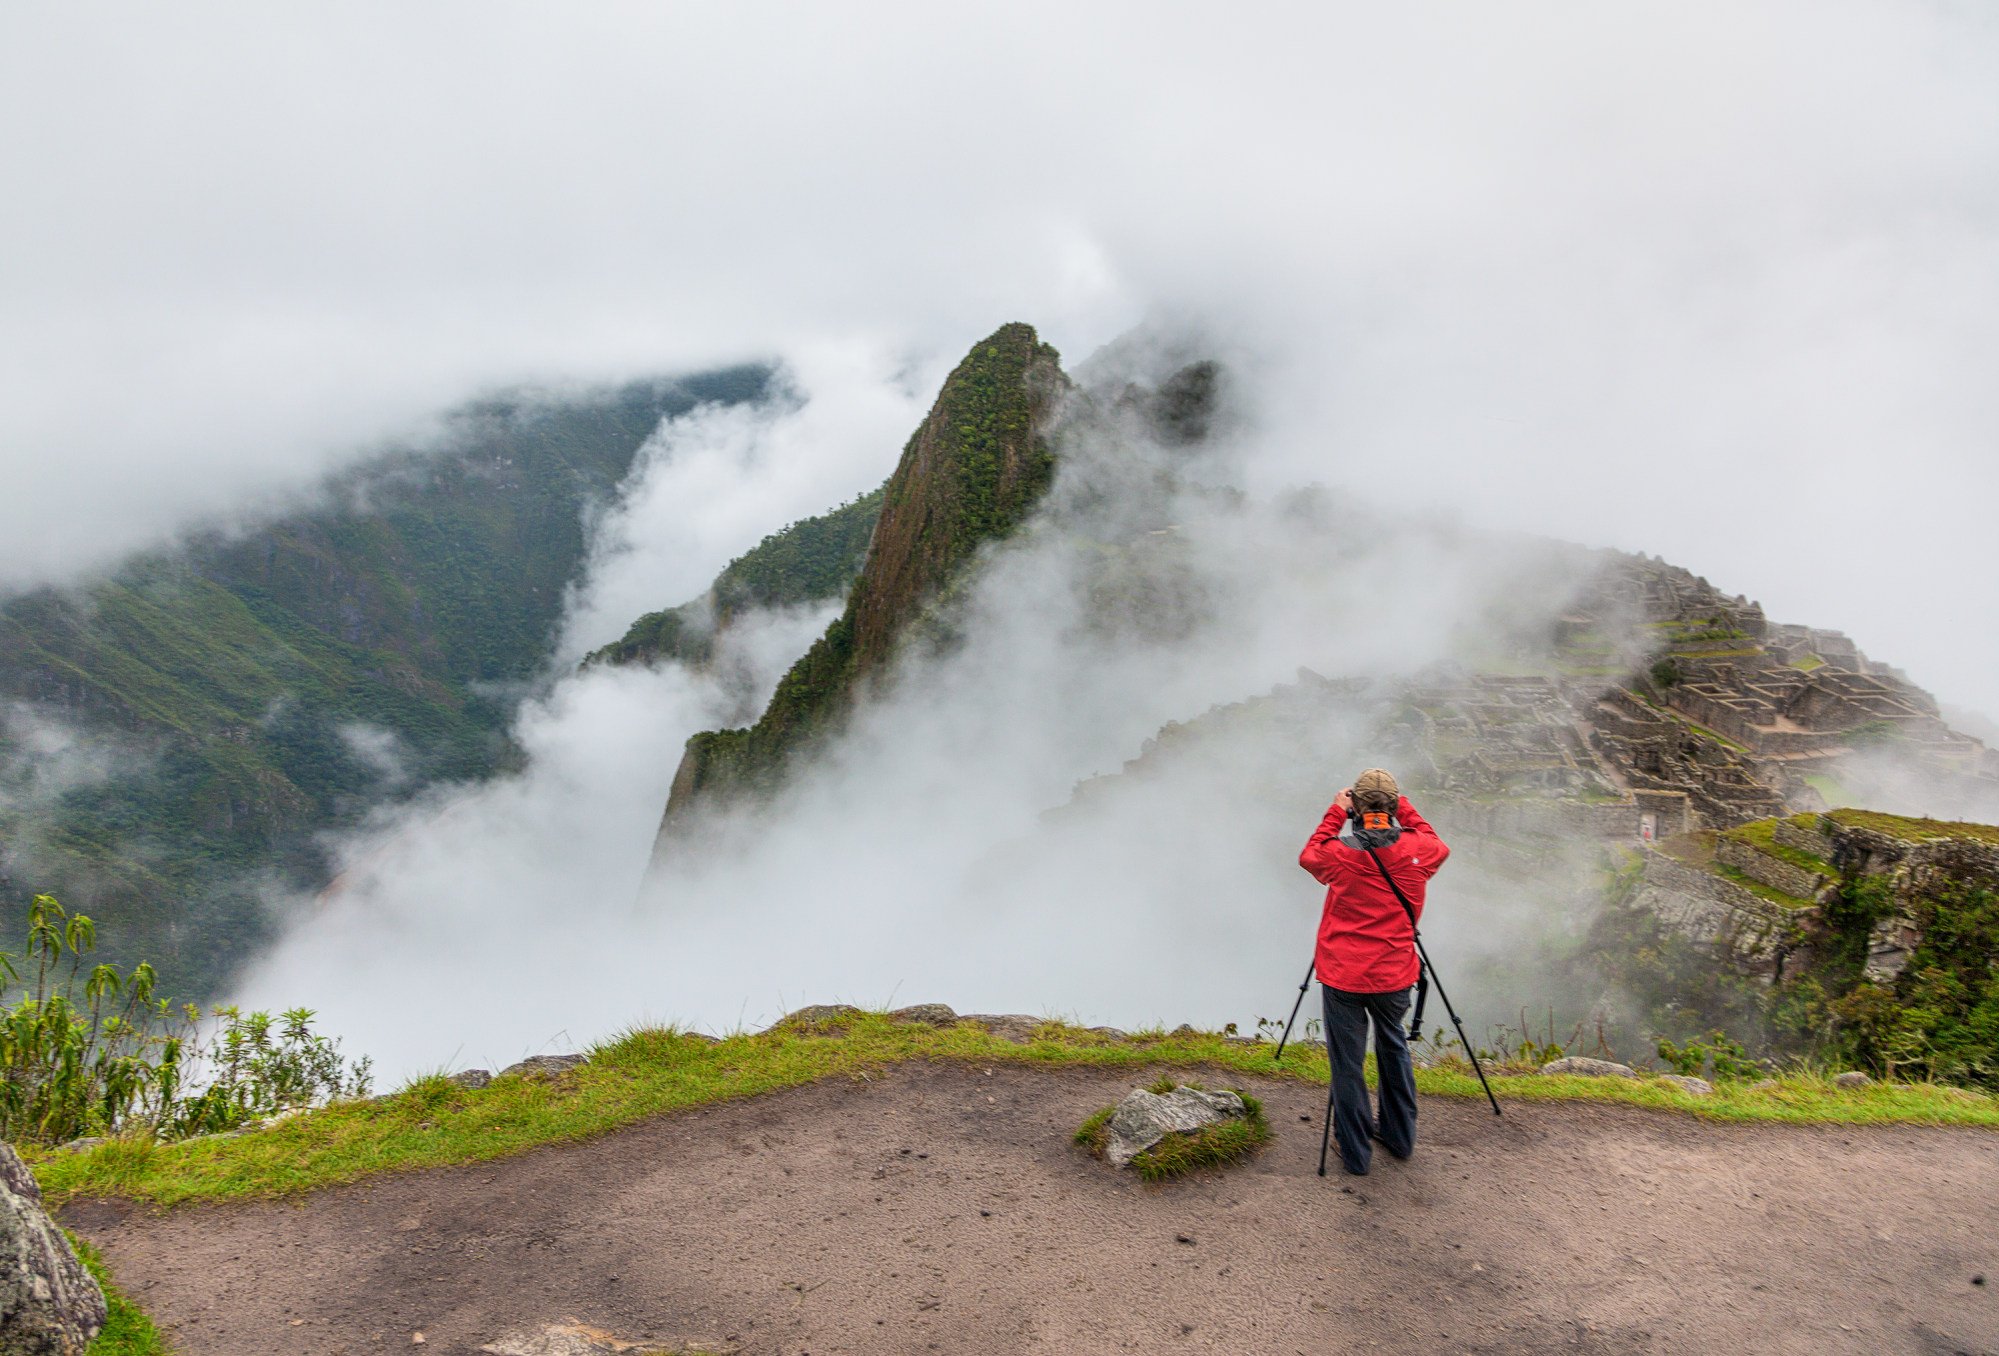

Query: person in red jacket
(1298, 767), (1449, 1175)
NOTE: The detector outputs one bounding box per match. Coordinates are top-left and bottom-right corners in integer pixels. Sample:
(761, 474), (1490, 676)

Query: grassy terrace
(1827, 808), (1999, 848)
(1723, 816), (1837, 879)
(31, 1012), (1999, 1211)
(1657, 829), (1717, 866)
(1714, 862), (1820, 910)
(1660, 826), (1818, 909)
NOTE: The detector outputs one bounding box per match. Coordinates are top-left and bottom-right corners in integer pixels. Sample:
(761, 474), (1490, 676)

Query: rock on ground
(1541, 1056), (1639, 1079)
(1656, 1075), (1715, 1096)
(0, 1142), (106, 1356)
(498, 1055), (589, 1080)
(780, 1005), (864, 1028)
(450, 1069), (494, 1090)
(962, 1014), (1044, 1044)
(1103, 1087), (1247, 1168)
(481, 1319), (680, 1354)
(1834, 1071), (1874, 1089)
(887, 1004), (958, 1028)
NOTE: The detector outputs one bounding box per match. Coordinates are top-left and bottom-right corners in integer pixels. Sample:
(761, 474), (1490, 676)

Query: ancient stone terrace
(1667, 653), (1965, 761)
(1585, 689), (1788, 831)
(1567, 556), (1768, 639)
(1404, 674), (1619, 801)
(1568, 554), (1996, 797)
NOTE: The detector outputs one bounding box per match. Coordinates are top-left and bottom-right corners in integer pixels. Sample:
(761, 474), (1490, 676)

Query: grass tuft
(69, 1233), (170, 1356)
(1074, 1085), (1272, 1182)
(1131, 1097), (1272, 1183)
(1073, 1105), (1113, 1154)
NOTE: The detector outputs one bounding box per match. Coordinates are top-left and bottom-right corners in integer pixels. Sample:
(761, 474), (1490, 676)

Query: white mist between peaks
(234, 357), (1614, 1082)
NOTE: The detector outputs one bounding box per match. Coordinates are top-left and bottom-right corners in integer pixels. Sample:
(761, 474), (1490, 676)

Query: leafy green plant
(1656, 1030), (1762, 1080)
(0, 893), (370, 1146)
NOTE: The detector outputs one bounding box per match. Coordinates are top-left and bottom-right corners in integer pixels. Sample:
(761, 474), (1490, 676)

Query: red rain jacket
(1298, 796), (1450, 993)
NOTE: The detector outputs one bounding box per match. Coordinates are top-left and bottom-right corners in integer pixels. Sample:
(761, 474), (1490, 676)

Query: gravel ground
(66, 1060), (1998, 1355)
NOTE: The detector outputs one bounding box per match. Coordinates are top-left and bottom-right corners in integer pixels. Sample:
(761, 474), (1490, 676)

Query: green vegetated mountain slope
(584, 483), (887, 671)
(0, 366), (768, 994)
(647, 322), (1067, 852)
(1604, 808), (1999, 1087)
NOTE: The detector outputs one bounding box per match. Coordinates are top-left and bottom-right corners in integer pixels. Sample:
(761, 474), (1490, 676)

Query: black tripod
(1274, 934), (1502, 1176)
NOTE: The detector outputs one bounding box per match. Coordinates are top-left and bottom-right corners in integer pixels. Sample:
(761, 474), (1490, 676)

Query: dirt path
(66, 1062), (1997, 1355)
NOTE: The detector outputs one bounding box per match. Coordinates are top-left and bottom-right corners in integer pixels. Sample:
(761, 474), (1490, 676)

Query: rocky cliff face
(647, 324), (1067, 862)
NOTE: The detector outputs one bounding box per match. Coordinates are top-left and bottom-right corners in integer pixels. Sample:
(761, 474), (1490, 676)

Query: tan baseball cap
(1353, 767), (1399, 811)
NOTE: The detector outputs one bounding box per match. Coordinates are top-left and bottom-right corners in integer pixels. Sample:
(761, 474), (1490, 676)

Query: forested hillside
(584, 483), (886, 671)
(0, 366), (768, 995)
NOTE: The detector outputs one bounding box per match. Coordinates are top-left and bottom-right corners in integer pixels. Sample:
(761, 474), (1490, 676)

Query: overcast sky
(3, 2), (1996, 715)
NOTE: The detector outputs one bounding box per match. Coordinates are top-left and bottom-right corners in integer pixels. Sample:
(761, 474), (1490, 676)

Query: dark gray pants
(1322, 984), (1417, 1175)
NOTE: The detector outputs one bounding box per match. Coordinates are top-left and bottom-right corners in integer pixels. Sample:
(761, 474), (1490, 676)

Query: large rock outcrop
(647, 323), (1066, 866)
(0, 1142), (106, 1355)
(1633, 809), (1999, 981)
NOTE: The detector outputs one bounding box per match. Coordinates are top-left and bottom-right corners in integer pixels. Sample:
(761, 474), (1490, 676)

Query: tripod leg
(1316, 1058), (1338, 1176)
(1273, 957), (1317, 1063)
(1412, 936), (1502, 1117)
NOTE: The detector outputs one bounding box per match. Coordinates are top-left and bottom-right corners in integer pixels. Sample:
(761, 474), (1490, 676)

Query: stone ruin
(1057, 550), (1996, 877)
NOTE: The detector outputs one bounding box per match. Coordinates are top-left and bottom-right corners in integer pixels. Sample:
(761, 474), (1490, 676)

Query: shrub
(0, 894), (370, 1145)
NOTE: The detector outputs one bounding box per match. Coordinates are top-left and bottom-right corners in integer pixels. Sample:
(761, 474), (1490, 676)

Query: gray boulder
(0, 1141), (106, 1355)
(963, 1014), (1044, 1044)
(1540, 1056), (1639, 1079)
(497, 1054), (588, 1080)
(1104, 1087), (1247, 1168)
(1834, 1070), (1874, 1090)
(888, 1004), (958, 1028)
(1655, 1074), (1714, 1096)
(780, 1004), (863, 1028)
(449, 1069), (493, 1090)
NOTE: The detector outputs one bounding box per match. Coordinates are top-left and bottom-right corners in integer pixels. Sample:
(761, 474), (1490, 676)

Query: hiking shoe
(1370, 1131), (1411, 1161)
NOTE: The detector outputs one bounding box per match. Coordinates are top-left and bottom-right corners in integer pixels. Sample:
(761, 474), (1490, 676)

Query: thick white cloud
(2, 0), (1995, 719)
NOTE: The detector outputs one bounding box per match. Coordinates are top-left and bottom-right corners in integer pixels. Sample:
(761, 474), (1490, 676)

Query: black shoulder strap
(1363, 843), (1429, 1041)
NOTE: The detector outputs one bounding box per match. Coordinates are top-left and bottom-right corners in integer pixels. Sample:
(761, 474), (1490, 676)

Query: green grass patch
(27, 1013), (1999, 1210)
(1675, 716), (1751, 753)
(1657, 829), (1717, 866)
(1826, 808), (1999, 848)
(1073, 1105), (1113, 1154)
(69, 1233), (170, 1356)
(1713, 861), (1820, 910)
(1791, 653), (1826, 673)
(1804, 772), (1854, 807)
(1722, 818), (1836, 880)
